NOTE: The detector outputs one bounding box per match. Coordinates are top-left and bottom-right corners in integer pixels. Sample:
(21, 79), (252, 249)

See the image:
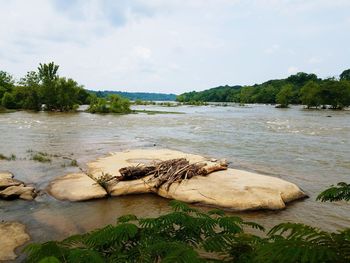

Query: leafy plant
(0, 153), (16, 161)
(317, 182), (350, 202)
(31, 152), (52, 163)
(23, 200), (350, 262)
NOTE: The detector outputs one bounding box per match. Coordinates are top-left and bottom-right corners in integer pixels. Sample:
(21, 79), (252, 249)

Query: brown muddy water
(1, 104), (350, 259)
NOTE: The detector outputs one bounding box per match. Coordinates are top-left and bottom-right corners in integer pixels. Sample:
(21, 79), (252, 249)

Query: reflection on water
(1, 105), (350, 248)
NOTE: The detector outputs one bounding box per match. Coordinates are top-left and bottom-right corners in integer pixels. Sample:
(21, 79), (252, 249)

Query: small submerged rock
(0, 221), (30, 261)
(0, 172), (37, 200)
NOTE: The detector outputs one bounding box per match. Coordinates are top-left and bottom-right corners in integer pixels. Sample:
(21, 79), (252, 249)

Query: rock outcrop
(0, 172), (37, 200)
(0, 222), (30, 261)
(47, 173), (108, 201)
(48, 149), (306, 210)
(88, 149), (306, 210)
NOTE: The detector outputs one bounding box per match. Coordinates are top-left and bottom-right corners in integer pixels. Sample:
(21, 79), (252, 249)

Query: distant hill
(176, 85), (242, 102)
(89, 90), (177, 101)
(176, 70), (350, 110)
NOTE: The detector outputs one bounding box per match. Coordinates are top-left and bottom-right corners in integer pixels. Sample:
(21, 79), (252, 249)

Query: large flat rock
(0, 222), (30, 261)
(87, 149), (306, 211)
(47, 173), (107, 201)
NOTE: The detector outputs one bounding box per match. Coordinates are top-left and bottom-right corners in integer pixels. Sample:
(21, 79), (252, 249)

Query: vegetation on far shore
(0, 63), (91, 112)
(0, 153), (16, 161)
(25, 185), (350, 263)
(177, 69), (350, 109)
(2, 64), (350, 113)
(90, 90), (176, 101)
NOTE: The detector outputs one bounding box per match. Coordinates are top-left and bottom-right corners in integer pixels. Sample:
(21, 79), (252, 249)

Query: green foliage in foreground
(24, 200), (350, 263)
(177, 70), (350, 109)
(317, 182), (350, 202)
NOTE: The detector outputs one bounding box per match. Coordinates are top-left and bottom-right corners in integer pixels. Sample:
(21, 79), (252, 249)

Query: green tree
(38, 62), (60, 110)
(320, 80), (350, 109)
(38, 62), (59, 83)
(109, 94), (131, 113)
(55, 78), (81, 111)
(276, 84), (293, 108)
(17, 71), (42, 110)
(19, 71), (40, 87)
(1, 92), (16, 109)
(0, 71), (14, 99)
(300, 81), (321, 108)
(88, 97), (109, 113)
(286, 72), (318, 87)
(340, 69), (350, 81)
(240, 86), (256, 103)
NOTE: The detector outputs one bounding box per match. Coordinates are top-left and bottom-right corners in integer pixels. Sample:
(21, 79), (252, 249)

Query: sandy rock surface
(47, 173), (107, 201)
(0, 222), (30, 261)
(86, 149), (306, 210)
(0, 172), (14, 180)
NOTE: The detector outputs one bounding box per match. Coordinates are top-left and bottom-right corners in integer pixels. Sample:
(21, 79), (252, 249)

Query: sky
(0, 0), (349, 94)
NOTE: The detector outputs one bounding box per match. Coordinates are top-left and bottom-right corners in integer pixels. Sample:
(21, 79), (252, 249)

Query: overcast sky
(1, 0), (349, 93)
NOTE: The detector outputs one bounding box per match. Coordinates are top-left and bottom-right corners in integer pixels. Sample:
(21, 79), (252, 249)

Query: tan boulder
(0, 222), (30, 261)
(0, 171), (14, 179)
(0, 172), (37, 200)
(47, 173), (107, 201)
(0, 185), (37, 200)
(87, 149), (306, 211)
(0, 178), (23, 190)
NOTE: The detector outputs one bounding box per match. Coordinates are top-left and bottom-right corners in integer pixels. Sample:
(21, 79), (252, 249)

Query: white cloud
(288, 66), (299, 74)
(308, 57), (323, 64)
(264, 44), (280, 54)
(0, 0), (349, 93)
(133, 46), (152, 60)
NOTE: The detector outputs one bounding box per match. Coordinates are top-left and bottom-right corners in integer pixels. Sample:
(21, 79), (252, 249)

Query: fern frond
(117, 214), (138, 223)
(24, 241), (67, 263)
(169, 200), (198, 213)
(85, 223), (138, 248)
(67, 248), (104, 263)
(217, 216), (244, 234)
(317, 182), (350, 202)
(38, 256), (61, 263)
(256, 237), (338, 263)
(207, 209), (225, 217)
(268, 223), (329, 242)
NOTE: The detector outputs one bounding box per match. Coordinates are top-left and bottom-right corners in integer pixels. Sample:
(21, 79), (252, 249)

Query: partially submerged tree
(300, 81), (321, 108)
(276, 84), (293, 108)
(88, 94), (131, 114)
(1, 62), (92, 112)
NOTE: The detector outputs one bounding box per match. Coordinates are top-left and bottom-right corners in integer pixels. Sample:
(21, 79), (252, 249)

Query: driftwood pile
(118, 158), (228, 190)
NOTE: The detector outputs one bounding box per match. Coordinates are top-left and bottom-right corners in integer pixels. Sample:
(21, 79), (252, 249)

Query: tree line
(0, 62), (134, 114)
(90, 90), (176, 101)
(0, 62), (91, 111)
(177, 69), (350, 109)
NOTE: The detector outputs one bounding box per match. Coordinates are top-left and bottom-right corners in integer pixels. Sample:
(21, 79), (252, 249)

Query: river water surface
(1, 104), (350, 255)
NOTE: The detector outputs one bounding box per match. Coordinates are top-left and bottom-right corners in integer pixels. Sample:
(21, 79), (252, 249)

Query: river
(1, 104), (350, 253)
